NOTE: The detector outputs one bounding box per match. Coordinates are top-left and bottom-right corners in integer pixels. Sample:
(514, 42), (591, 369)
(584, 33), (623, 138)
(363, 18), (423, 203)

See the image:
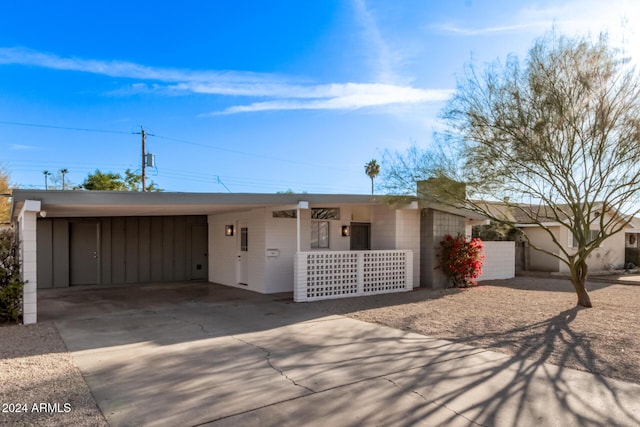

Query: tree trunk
(570, 260), (593, 308)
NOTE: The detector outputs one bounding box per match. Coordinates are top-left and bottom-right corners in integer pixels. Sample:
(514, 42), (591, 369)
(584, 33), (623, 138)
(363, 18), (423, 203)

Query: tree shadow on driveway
(377, 307), (640, 426)
(29, 282), (640, 426)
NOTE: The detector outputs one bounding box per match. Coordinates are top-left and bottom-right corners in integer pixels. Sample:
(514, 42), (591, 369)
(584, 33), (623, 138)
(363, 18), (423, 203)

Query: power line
(0, 119), (347, 172)
(1, 119), (369, 192)
(150, 134), (346, 172)
(0, 120), (134, 135)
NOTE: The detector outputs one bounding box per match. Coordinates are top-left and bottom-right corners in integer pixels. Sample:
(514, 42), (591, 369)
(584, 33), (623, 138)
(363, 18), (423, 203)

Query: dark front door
(350, 222), (371, 250)
(70, 222), (99, 285)
(190, 224), (208, 280)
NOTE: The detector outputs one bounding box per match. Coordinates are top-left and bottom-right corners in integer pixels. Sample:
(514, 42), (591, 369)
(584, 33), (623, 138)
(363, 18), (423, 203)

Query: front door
(190, 224), (208, 280)
(350, 222), (371, 250)
(70, 222), (99, 285)
(238, 223), (249, 285)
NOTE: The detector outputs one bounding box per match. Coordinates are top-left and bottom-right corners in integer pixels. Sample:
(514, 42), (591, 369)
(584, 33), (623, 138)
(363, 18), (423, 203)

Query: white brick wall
(478, 241), (515, 281)
(19, 202), (40, 324)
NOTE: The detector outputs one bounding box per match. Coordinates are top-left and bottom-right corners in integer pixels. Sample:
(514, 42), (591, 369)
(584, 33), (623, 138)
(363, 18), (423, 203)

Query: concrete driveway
(40, 282), (640, 426)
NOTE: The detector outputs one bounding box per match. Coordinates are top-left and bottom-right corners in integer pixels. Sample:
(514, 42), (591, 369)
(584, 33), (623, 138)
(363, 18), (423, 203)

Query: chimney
(417, 178), (466, 203)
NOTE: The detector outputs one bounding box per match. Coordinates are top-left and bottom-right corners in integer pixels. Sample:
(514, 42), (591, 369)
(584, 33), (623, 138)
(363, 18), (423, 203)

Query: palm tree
(60, 168), (68, 190)
(364, 159), (380, 195)
(43, 170), (51, 190)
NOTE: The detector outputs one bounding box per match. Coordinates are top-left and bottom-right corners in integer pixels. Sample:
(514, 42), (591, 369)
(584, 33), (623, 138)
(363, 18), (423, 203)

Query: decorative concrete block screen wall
(294, 250), (413, 302)
(478, 241), (515, 281)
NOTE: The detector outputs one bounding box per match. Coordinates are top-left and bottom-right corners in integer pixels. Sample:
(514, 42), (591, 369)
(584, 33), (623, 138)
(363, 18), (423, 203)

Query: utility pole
(141, 127), (146, 192)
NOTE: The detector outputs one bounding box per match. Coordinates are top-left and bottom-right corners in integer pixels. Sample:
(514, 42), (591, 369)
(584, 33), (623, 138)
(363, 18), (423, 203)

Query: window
(569, 230), (601, 248)
(272, 210), (297, 218)
(240, 227), (248, 251)
(311, 221), (329, 249)
(311, 208), (340, 220)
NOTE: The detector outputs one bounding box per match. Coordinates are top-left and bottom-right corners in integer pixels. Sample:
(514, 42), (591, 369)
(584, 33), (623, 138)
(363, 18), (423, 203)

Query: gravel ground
(311, 276), (640, 384)
(0, 322), (107, 427)
(1, 276), (637, 426)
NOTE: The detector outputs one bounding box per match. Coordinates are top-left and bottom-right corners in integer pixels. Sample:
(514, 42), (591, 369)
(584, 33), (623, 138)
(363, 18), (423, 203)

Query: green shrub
(0, 228), (23, 322)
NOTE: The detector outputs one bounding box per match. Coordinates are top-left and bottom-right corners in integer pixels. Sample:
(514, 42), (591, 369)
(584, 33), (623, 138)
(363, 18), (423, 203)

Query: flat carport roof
(11, 189), (483, 220)
(11, 189), (388, 219)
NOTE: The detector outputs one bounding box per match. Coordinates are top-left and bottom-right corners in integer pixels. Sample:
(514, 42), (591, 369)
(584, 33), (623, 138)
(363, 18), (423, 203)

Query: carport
(11, 190), (314, 324)
(11, 189), (486, 324)
(12, 190), (415, 324)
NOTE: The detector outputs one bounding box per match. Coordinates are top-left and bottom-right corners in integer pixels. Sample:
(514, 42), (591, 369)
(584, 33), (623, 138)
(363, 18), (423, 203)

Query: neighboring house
(624, 216), (640, 249)
(10, 189), (493, 324)
(474, 202), (629, 273)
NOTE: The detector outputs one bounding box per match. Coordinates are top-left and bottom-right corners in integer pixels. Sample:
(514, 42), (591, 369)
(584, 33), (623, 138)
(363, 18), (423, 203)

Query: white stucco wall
(522, 226), (561, 272)
(210, 203), (422, 295)
(208, 208), (266, 293)
(523, 215), (626, 274)
(264, 210), (298, 293)
(478, 241), (515, 281)
(558, 225), (626, 273)
(370, 205), (396, 250)
(395, 209), (421, 287)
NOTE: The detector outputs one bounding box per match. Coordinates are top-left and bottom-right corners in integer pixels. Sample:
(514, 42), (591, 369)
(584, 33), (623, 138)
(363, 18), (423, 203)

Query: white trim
(296, 201), (309, 252)
(18, 200), (41, 325)
(20, 200), (41, 216)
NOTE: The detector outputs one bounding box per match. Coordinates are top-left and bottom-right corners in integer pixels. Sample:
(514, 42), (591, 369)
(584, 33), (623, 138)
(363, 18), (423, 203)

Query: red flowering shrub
(437, 234), (484, 288)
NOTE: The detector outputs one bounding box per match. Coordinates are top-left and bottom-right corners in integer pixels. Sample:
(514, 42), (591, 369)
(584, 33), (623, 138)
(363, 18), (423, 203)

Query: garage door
(37, 215), (208, 288)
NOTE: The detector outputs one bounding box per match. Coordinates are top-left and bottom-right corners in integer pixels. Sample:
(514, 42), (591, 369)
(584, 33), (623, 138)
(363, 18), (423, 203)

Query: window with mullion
(311, 221), (329, 249)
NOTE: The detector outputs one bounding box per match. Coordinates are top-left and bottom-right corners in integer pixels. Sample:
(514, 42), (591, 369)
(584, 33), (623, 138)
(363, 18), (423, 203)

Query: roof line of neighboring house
(469, 200), (634, 223)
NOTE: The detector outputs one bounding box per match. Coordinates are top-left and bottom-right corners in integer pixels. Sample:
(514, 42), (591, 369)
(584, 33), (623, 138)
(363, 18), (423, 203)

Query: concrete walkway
(40, 282), (640, 426)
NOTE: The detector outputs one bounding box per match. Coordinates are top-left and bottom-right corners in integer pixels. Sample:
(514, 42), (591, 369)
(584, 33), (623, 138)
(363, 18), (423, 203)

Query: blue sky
(1, 0), (638, 194)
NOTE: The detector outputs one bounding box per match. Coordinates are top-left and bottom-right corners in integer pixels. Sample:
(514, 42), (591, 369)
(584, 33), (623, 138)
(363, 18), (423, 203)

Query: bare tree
(383, 34), (640, 308)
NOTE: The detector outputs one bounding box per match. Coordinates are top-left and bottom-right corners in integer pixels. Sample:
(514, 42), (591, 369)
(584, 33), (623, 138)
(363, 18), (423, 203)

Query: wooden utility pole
(141, 128), (146, 192)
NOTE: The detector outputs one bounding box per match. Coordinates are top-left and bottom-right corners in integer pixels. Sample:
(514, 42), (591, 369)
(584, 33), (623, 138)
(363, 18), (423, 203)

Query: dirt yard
(311, 276), (640, 384)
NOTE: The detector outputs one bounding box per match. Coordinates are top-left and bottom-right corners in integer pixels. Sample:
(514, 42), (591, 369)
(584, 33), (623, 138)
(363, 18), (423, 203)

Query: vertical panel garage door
(37, 215), (208, 288)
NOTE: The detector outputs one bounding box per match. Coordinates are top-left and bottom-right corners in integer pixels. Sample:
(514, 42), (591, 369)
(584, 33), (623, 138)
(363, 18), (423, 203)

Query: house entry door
(238, 223), (249, 285)
(70, 222), (100, 285)
(350, 222), (371, 250)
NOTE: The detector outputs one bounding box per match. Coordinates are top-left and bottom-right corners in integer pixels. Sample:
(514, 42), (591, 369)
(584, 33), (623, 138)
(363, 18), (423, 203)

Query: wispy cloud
(8, 143), (37, 150)
(203, 84), (453, 115)
(433, 22), (549, 36)
(433, 0), (640, 40)
(0, 47), (273, 84)
(431, 0), (640, 73)
(0, 46), (450, 114)
(352, 0), (403, 84)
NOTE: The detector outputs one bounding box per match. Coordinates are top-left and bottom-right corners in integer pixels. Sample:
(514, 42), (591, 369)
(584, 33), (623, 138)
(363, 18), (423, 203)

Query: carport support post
(297, 201), (309, 252)
(18, 200), (41, 324)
